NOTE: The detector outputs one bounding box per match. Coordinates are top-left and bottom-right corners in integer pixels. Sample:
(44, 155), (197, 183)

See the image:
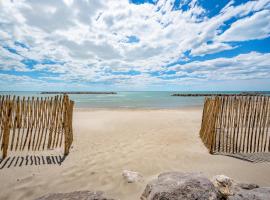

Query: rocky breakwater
(171, 92), (266, 97)
(41, 91), (117, 94)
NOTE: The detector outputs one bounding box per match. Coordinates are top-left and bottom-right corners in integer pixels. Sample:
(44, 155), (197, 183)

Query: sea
(0, 91), (269, 109)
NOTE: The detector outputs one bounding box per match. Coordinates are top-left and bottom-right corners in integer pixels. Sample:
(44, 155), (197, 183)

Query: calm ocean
(0, 91), (269, 109)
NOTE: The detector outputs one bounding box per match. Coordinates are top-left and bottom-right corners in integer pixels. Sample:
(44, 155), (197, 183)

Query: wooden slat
(10, 96), (18, 151)
(37, 97), (48, 150)
(2, 96), (12, 158)
(22, 97), (32, 150)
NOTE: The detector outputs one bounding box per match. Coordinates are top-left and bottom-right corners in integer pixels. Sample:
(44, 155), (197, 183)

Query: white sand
(0, 108), (270, 200)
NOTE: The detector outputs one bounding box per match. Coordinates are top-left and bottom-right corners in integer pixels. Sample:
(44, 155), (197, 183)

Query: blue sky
(0, 0), (269, 91)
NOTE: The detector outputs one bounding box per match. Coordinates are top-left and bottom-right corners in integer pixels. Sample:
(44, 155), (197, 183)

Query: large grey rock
(228, 187), (270, 200)
(141, 172), (220, 200)
(35, 191), (115, 200)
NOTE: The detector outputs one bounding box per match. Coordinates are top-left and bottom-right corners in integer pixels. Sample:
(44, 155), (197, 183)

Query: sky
(0, 0), (270, 91)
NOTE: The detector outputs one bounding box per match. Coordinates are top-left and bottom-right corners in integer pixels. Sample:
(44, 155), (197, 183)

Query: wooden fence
(200, 95), (270, 154)
(0, 95), (74, 159)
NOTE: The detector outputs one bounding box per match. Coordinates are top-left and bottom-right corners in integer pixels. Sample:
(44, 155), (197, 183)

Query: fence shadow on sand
(0, 154), (66, 169)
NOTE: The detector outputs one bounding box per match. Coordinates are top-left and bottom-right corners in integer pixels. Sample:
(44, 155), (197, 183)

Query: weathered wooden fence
(0, 95), (74, 159)
(200, 95), (270, 154)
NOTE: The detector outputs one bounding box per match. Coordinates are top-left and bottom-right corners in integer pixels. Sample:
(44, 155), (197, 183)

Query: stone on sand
(122, 170), (143, 183)
(140, 172), (220, 200)
(211, 174), (270, 199)
(141, 172), (270, 200)
(211, 175), (235, 197)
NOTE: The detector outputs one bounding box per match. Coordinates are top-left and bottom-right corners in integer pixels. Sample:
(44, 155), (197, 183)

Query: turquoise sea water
(0, 91), (269, 109)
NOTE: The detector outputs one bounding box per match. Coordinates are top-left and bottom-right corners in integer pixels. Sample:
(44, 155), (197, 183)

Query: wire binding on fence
(200, 95), (270, 154)
(0, 95), (74, 159)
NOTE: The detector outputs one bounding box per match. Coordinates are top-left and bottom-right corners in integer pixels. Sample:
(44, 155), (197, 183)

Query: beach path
(0, 108), (269, 200)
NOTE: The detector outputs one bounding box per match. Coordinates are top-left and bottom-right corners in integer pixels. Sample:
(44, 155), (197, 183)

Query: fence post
(2, 97), (13, 159)
(64, 95), (72, 156)
(209, 97), (220, 154)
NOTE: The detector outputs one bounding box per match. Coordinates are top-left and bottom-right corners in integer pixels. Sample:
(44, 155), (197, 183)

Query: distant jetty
(171, 92), (267, 97)
(41, 91), (117, 94)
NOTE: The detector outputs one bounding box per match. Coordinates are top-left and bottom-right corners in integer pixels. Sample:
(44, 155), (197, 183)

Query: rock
(141, 172), (220, 200)
(228, 187), (270, 200)
(211, 175), (235, 197)
(35, 191), (115, 200)
(211, 175), (266, 199)
(236, 183), (259, 190)
(211, 175), (269, 200)
(122, 170), (143, 183)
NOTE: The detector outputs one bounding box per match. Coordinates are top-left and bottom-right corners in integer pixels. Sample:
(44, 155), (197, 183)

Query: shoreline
(171, 92), (270, 96)
(73, 105), (204, 112)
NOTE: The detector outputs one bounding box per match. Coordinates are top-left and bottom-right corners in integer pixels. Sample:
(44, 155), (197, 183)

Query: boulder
(122, 170), (143, 183)
(228, 187), (270, 200)
(141, 172), (220, 200)
(35, 190), (115, 200)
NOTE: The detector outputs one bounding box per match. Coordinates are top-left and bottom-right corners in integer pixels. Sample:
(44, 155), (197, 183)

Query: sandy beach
(0, 107), (270, 200)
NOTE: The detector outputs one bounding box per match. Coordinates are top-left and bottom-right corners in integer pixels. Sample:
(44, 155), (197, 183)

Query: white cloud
(219, 9), (270, 41)
(171, 52), (270, 81)
(190, 42), (235, 56)
(0, 0), (269, 89)
(0, 46), (29, 71)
